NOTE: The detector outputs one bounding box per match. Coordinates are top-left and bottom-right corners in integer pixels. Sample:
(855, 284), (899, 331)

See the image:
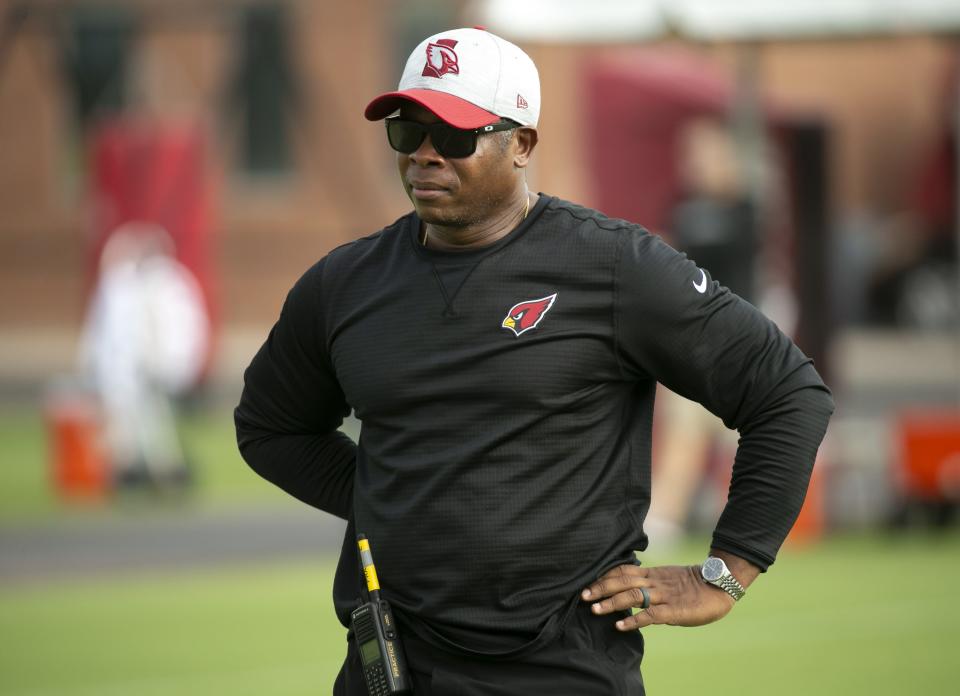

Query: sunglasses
(385, 117), (518, 159)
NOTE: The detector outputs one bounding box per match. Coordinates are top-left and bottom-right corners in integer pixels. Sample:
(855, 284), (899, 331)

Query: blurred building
(1, 1), (405, 325)
(0, 0), (957, 527)
(0, 0), (956, 386)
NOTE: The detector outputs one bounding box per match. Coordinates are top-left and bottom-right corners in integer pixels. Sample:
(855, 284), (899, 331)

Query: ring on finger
(639, 587), (651, 610)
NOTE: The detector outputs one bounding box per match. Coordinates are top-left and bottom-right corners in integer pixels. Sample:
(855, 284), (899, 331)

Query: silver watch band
(715, 574), (746, 601)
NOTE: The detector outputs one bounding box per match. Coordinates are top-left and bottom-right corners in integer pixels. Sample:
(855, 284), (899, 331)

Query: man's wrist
(707, 548), (761, 590)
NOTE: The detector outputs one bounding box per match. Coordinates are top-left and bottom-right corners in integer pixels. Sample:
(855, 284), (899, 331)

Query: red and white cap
(365, 27), (540, 129)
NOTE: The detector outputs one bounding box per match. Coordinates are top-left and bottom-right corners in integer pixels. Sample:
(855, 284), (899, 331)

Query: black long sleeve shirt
(235, 194), (834, 655)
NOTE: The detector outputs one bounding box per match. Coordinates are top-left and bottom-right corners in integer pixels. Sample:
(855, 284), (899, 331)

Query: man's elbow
(791, 360), (836, 423)
(810, 381), (836, 420)
(796, 381), (835, 443)
(234, 408), (272, 475)
(763, 370), (835, 441)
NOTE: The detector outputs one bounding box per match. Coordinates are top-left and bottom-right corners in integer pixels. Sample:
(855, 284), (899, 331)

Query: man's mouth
(408, 181), (449, 200)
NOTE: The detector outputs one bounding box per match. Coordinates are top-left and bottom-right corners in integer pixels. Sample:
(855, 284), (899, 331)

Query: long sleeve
(234, 259), (356, 519)
(615, 231), (834, 569)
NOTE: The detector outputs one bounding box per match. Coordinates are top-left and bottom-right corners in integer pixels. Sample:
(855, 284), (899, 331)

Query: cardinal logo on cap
(422, 39), (459, 78)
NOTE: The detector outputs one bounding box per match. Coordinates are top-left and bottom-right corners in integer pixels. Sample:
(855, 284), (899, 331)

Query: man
(235, 28), (834, 694)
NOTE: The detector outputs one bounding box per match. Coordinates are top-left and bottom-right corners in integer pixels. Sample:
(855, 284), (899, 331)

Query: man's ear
(513, 127), (538, 169)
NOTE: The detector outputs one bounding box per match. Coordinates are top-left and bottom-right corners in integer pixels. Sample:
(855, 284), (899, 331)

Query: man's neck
(423, 191), (535, 251)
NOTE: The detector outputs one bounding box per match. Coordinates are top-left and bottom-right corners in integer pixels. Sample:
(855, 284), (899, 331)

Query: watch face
(702, 557), (725, 582)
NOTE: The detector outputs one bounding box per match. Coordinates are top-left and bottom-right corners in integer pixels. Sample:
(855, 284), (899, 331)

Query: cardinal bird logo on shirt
(422, 39), (460, 78)
(501, 293), (558, 337)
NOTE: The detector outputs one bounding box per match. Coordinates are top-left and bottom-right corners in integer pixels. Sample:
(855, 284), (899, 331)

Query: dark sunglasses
(385, 117), (518, 159)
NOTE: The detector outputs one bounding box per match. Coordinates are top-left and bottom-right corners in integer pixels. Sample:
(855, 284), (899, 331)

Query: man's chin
(414, 202), (467, 228)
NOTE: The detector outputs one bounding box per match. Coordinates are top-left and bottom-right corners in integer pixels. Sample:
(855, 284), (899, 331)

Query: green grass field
(2, 408), (958, 694)
(0, 407), (298, 524)
(2, 532), (958, 695)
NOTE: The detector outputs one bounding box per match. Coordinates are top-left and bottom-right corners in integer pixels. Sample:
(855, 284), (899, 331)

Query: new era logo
(517, 94), (528, 109)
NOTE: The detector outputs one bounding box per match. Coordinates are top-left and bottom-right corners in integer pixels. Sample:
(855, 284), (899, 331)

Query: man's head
(365, 28), (540, 229)
(365, 27), (540, 129)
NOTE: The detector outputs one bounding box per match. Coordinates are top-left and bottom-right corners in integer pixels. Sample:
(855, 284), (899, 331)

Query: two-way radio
(350, 535), (411, 695)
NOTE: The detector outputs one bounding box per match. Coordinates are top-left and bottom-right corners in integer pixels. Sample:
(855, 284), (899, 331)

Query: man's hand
(580, 563), (736, 631)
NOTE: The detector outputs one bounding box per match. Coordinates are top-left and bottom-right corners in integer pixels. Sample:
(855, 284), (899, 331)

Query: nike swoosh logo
(692, 269), (707, 294)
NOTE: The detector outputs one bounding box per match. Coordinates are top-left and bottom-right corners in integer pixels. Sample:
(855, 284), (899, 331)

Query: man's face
(396, 102), (520, 228)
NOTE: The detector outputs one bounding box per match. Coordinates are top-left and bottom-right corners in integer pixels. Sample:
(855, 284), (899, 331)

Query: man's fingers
(589, 586), (658, 614)
(615, 605), (664, 631)
(598, 564), (649, 582)
(581, 564), (648, 601)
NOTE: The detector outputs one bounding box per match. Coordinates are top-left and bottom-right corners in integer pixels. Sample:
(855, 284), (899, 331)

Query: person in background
(80, 222), (208, 491)
(646, 118), (760, 550)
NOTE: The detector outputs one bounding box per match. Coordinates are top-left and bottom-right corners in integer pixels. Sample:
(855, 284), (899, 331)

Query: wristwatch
(701, 556), (746, 601)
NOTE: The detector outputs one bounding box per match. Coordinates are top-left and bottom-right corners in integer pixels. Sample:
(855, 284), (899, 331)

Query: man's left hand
(580, 563), (735, 631)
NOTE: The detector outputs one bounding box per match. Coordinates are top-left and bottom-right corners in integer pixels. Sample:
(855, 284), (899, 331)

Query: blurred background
(0, 1), (958, 694)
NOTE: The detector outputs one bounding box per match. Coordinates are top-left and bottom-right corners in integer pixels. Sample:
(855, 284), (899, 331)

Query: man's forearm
(711, 381), (834, 571)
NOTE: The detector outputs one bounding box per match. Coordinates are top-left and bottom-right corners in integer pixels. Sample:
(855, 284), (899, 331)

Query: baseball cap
(364, 27), (540, 129)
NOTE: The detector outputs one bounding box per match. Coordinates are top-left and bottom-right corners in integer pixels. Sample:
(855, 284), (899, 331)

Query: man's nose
(408, 134), (444, 166)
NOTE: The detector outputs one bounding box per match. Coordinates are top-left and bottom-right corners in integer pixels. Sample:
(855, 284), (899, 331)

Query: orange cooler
(46, 397), (109, 500)
(898, 410), (960, 501)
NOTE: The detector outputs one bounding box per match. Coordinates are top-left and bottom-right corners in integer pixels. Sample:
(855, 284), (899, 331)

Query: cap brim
(364, 89), (499, 129)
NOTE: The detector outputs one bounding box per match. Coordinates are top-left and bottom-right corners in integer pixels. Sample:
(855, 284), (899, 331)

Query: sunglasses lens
(386, 120), (425, 154)
(432, 126), (475, 158)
